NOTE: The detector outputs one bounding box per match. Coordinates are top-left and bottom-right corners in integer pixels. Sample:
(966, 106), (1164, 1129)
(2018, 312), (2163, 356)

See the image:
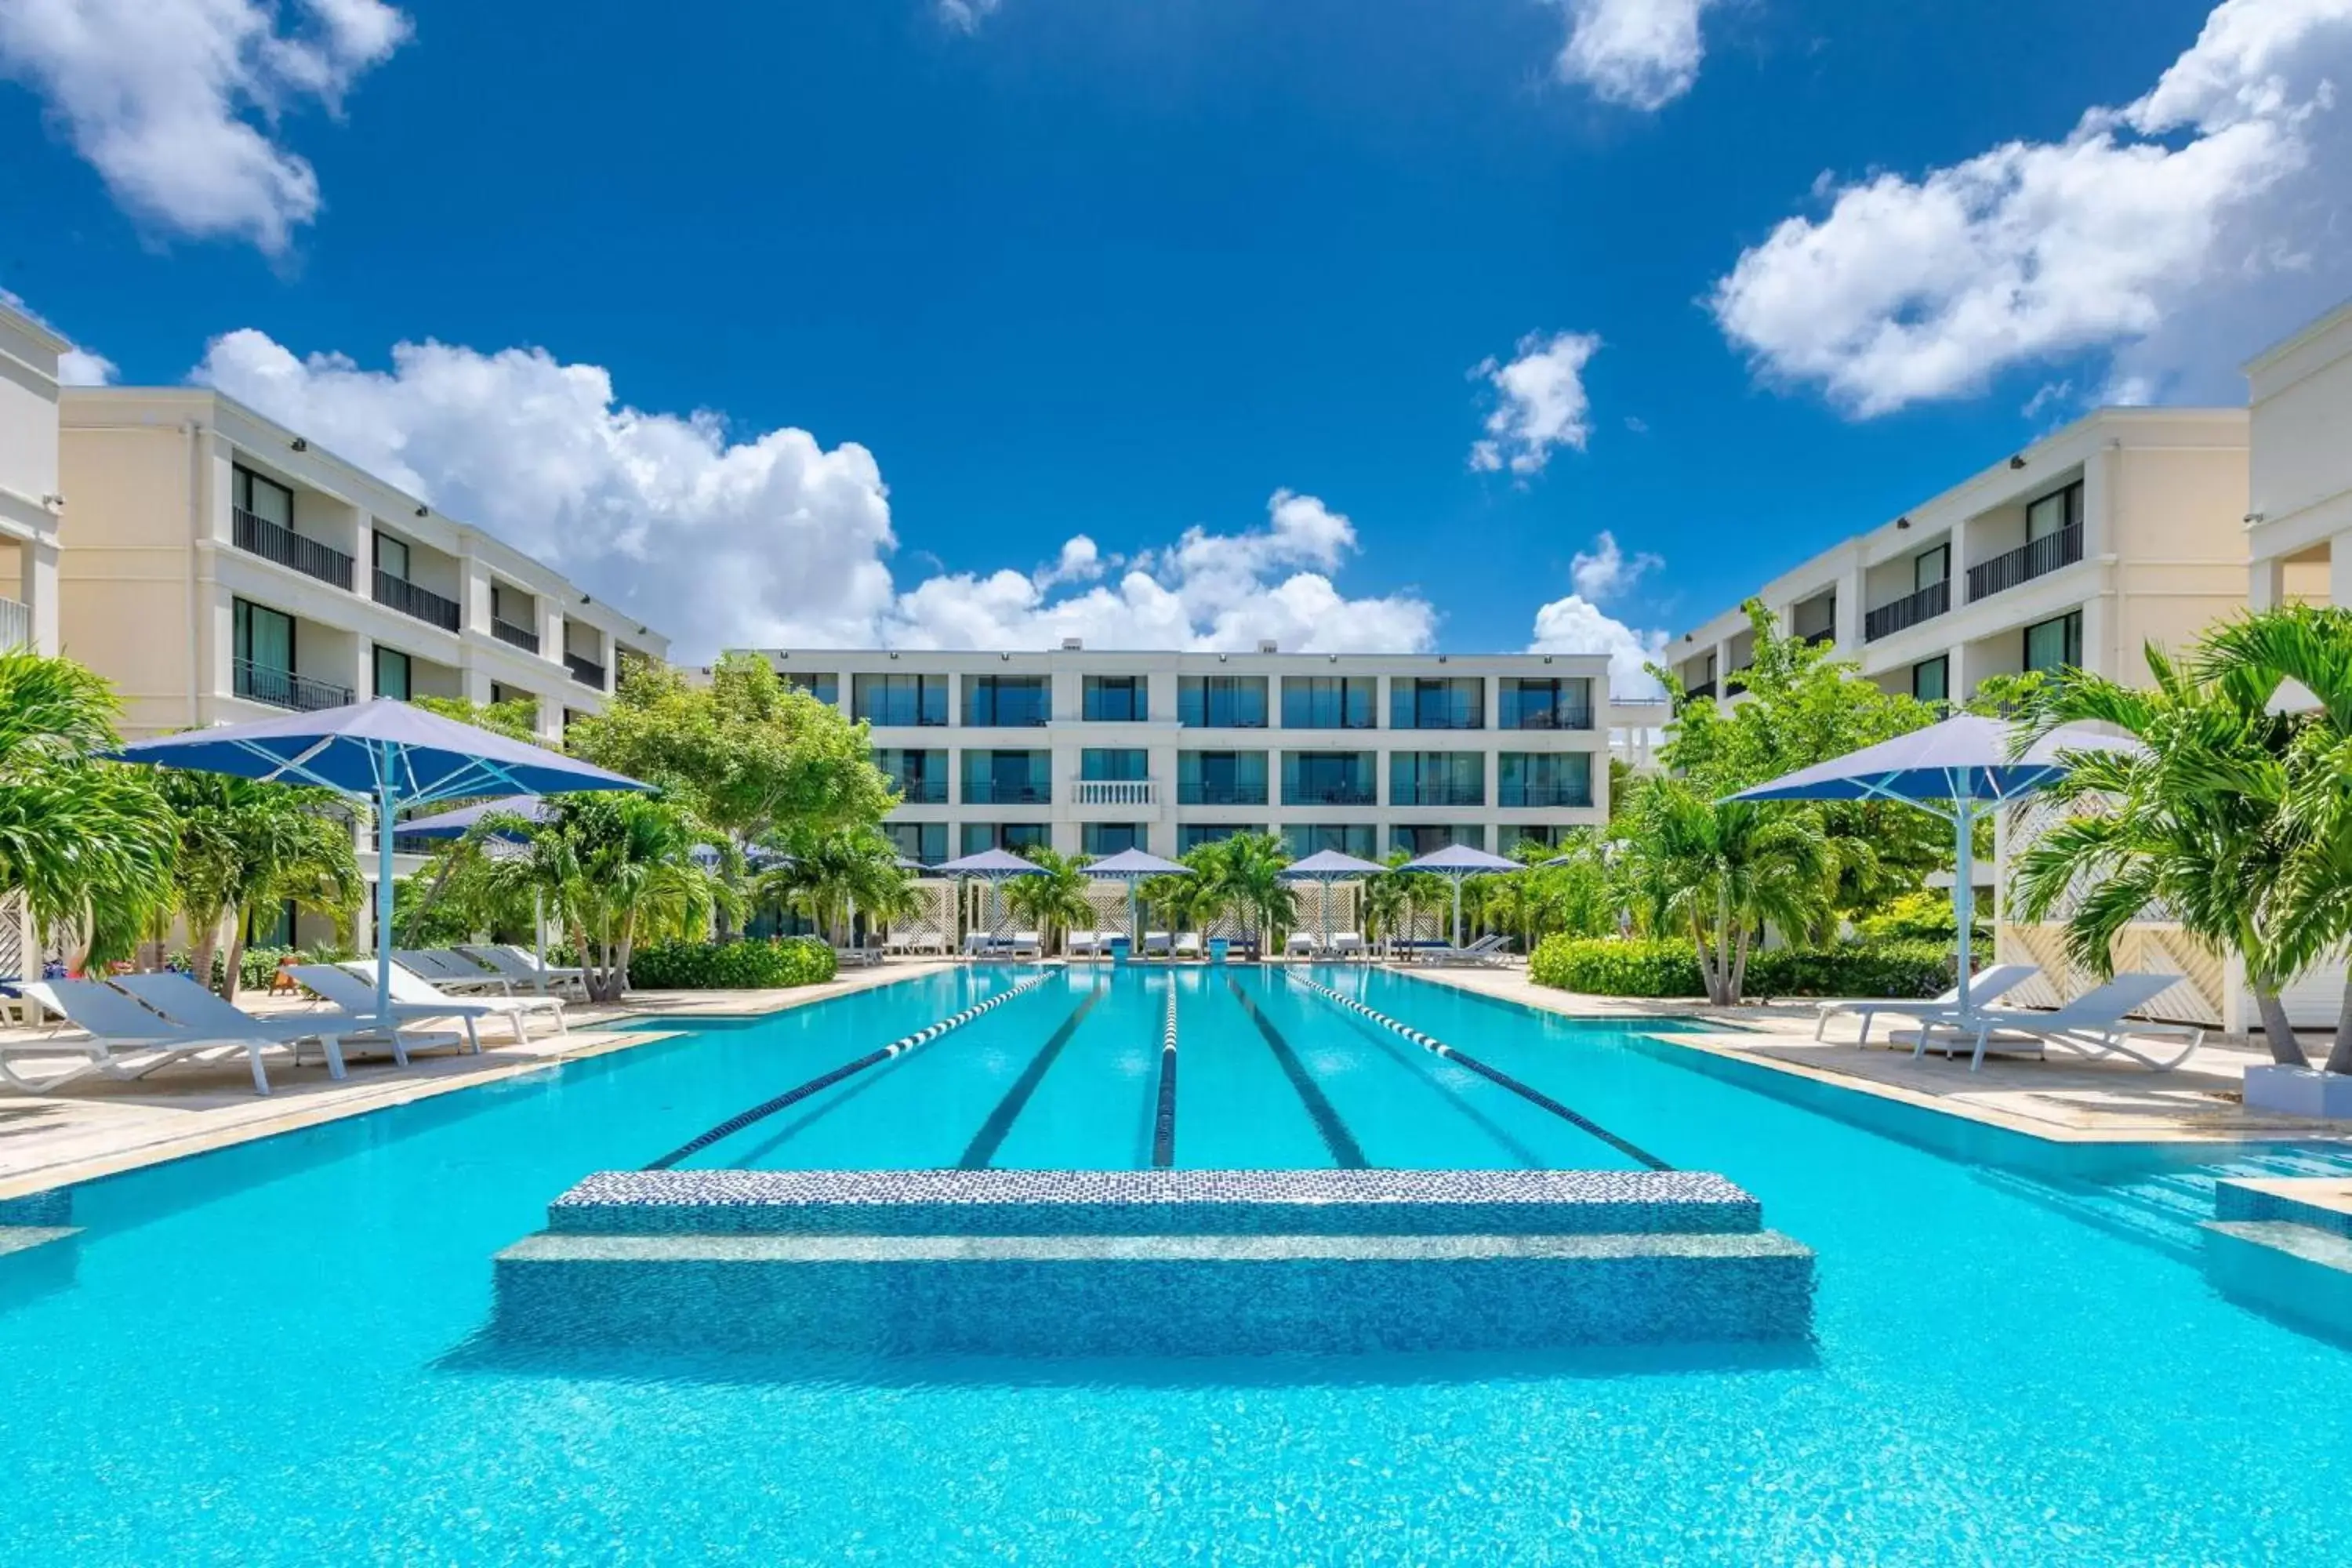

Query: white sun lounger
(1900, 971), (2205, 1072)
(1814, 963), (2040, 1046)
(458, 944), (586, 996)
(1141, 931), (1174, 958)
(394, 949), (513, 994)
(1423, 935), (1508, 967)
(1284, 932), (1323, 957)
(1330, 931), (1367, 960)
(1065, 931), (1103, 958)
(372, 960), (565, 1041)
(286, 964), (497, 1059)
(4, 978), (283, 1095)
(1174, 933), (1204, 960)
(107, 971), (385, 1081)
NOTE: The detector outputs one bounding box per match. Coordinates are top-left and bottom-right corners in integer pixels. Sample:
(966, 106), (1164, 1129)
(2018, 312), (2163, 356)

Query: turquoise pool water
(5, 965), (2352, 1563)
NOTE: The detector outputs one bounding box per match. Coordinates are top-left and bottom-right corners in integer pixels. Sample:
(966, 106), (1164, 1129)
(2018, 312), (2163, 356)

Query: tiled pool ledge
(495, 1167), (1817, 1354)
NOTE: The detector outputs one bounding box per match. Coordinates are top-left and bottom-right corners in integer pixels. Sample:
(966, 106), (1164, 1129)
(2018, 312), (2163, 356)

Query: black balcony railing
(1685, 681), (1718, 702)
(492, 618), (540, 653)
(1967, 523), (2085, 602)
(373, 571), (461, 632)
(234, 508), (354, 590)
(1795, 627), (1837, 648)
(565, 652), (607, 688)
(891, 779), (949, 804)
(1395, 789), (1486, 808)
(1863, 578), (1951, 641)
(858, 702), (949, 727)
(1283, 785), (1378, 807)
(1393, 712), (1485, 731)
(234, 659), (352, 713)
(1500, 706), (1595, 731)
(1178, 783), (1271, 807)
(1500, 784), (1595, 808)
(962, 780), (1050, 804)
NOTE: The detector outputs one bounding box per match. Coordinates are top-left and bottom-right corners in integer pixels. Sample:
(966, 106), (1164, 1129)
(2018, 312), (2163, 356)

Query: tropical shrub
(1853, 891), (1984, 945)
(1530, 936), (1954, 1000)
(626, 936), (837, 990)
(208, 944), (359, 994)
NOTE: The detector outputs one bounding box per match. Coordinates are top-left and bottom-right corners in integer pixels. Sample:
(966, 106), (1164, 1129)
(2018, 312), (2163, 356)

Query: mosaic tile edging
(548, 1167), (1763, 1237)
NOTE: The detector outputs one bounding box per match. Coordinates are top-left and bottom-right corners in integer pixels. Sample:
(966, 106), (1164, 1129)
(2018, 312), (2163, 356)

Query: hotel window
(961, 822), (1049, 855)
(2027, 481), (2083, 543)
(884, 821), (947, 866)
(1080, 748), (1149, 781)
(965, 674), (1051, 727)
(373, 645), (412, 700)
(231, 465), (293, 528)
(1498, 677), (1592, 731)
(233, 599), (296, 704)
(1501, 824), (1567, 855)
(1178, 750), (1269, 806)
(1390, 751), (1485, 808)
(877, 748), (948, 804)
(1282, 823), (1377, 860)
(1391, 677), (1483, 731)
(1179, 823), (1262, 852)
(375, 532), (412, 583)
(1083, 674), (1146, 722)
(1915, 543), (1950, 593)
(1082, 822), (1145, 856)
(853, 673), (949, 727)
(962, 750), (1051, 804)
(1281, 751), (1376, 806)
(2024, 610), (2083, 674)
(781, 670), (839, 706)
(1391, 823), (1484, 856)
(1912, 655), (1949, 704)
(1498, 752), (1591, 808)
(1178, 675), (1268, 728)
(1280, 675), (1377, 729)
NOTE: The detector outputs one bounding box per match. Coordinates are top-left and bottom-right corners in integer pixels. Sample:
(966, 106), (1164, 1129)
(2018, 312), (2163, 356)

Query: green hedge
(209, 946), (357, 993)
(1528, 936), (1957, 1000)
(626, 937), (837, 990)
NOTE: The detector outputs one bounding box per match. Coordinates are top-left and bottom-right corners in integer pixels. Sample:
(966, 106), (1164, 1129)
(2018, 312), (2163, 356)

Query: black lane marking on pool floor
(958, 982), (1110, 1169)
(1152, 985), (1179, 1168)
(1284, 972), (1671, 1172)
(1227, 975), (1367, 1168)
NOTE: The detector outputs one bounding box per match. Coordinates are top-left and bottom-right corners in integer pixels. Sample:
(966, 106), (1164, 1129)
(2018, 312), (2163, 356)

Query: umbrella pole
(1954, 800), (1976, 1018)
(1452, 877), (1463, 949)
(374, 767), (396, 1025)
(533, 888), (547, 996)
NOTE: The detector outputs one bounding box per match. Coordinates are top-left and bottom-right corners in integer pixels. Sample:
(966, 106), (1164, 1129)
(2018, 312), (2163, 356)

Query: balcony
(234, 508), (354, 590)
(373, 571), (461, 632)
(0, 596), (27, 651)
(1283, 784), (1377, 807)
(890, 779), (949, 804)
(565, 652), (607, 688)
(1394, 788), (1485, 808)
(1500, 784), (1594, 808)
(1392, 712), (1484, 731)
(963, 780), (1051, 805)
(1073, 779), (1160, 808)
(492, 618), (541, 654)
(1684, 681), (1718, 702)
(234, 659), (353, 713)
(1863, 579), (1950, 642)
(1966, 523), (2085, 602)
(1500, 706), (1595, 731)
(1178, 782), (1270, 807)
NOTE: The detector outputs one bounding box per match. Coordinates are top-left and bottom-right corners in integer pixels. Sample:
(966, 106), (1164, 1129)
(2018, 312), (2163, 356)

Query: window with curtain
(1179, 823), (1263, 852)
(234, 598), (294, 673)
(1281, 751), (1375, 806)
(374, 532), (412, 583)
(781, 671), (839, 705)
(1280, 676), (1376, 729)
(2024, 611), (2082, 673)
(1390, 677), (1483, 730)
(1178, 750), (1269, 805)
(373, 645), (411, 700)
(1178, 675), (1268, 728)
(854, 673), (949, 727)
(232, 466), (293, 528)
(1082, 675), (1147, 722)
(877, 749), (948, 803)
(884, 822), (947, 866)
(1914, 543), (1950, 593)
(1912, 655), (1949, 704)
(1501, 825), (1566, 854)
(962, 822), (1050, 855)
(961, 750), (1051, 804)
(1497, 678), (1592, 730)
(1281, 823), (1377, 859)
(2026, 481), (2083, 541)
(1082, 822), (1144, 855)
(964, 675), (1051, 727)
(1080, 748), (1149, 781)
(1497, 752), (1590, 808)
(1391, 751), (1485, 807)
(1391, 824), (1483, 855)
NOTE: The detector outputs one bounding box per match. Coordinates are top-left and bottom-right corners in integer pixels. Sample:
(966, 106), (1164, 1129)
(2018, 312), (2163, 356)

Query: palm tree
(1140, 866), (1220, 946)
(2012, 644), (2310, 1065)
(763, 829), (913, 946)
(1000, 847), (1096, 954)
(0, 650), (177, 969)
(1188, 833), (1295, 956)
(1620, 777), (1833, 1004)
(476, 793), (721, 1002)
(161, 773), (362, 997)
(1363, 851), (1444, 953)
(2200, 605), (2352, 1071)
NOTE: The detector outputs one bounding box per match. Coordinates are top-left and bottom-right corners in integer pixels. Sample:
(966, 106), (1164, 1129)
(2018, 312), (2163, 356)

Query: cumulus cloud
(192, 328), (1452, 659)
(1711, 0), (2352, 416)
(1548, 0), (1721, 111)
(937, 0), (1000, 33)
(0, 284), (115, 384)
(1527, 593), (1669, 698)
(1469, 330), (1601, 477)
(1570, 530), (1661, 601)
(0, 0), (411, 253)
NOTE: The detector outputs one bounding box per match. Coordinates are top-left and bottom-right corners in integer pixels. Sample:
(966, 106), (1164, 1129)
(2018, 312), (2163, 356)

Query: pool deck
(0, 961), (949, 1201)
(1398, 965), (2352, 1149)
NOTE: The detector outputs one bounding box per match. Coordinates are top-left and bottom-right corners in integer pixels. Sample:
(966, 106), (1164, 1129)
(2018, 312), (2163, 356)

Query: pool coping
(0, 962), (952, 1203)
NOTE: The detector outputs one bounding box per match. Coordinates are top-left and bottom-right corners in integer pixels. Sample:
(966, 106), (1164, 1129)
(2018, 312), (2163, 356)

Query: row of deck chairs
(0, 959), (570, 1098)
(390, 946), (585, 997)
(1815, 965), (2205, 1073)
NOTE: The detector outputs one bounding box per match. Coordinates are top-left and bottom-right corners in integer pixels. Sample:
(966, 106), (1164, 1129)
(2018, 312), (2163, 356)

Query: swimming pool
(5, 965), (2352, 1563)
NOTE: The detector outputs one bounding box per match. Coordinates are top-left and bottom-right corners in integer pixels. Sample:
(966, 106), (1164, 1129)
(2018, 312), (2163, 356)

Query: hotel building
(745, 644), (1628, 866)
(2247, 299), (2352, 615)
(0, 303), (67, 655)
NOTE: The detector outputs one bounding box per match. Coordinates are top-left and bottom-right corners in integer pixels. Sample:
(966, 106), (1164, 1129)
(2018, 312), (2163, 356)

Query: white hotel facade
(749, 645), (1632, 866)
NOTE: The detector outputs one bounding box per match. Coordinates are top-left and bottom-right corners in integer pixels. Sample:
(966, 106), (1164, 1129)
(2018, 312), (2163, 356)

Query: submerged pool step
(492, 1226), (1816, 1354)
(542, 1167), (1769, 1238)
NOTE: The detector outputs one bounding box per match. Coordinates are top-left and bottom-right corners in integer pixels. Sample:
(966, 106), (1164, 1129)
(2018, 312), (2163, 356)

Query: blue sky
(4, 0), (2349, 676)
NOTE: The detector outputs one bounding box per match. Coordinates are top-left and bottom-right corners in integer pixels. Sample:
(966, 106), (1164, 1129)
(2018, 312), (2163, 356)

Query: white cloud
(0, 0), (411, 253)
(0, 284), (114, 384)
(1711, 0), (2352, 416)
(1527, 593), (1669, 698)
(193, 328), (1446, 659)
(1570, 530), (1661, 601)
(937, 0), (1000, 33)
(1548, 0), (1721, 111)
(1469, 330), (1601, 477)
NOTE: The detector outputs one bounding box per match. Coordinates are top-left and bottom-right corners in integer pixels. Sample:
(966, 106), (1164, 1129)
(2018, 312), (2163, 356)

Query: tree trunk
(2325, 977), (2352, 1076)
(401, 853), (461, 946)
(1710, 884), (1735, 1005)
(1730, 926), (1752, 1004)
(221, 923), (249, 1003)
(190, 907), (225, 997)
(2254, 987), (2309, 1068)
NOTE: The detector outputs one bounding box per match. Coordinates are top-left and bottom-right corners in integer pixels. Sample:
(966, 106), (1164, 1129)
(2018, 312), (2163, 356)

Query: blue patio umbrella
(113, 699), (648, 1025)
(1086, 846), (1191, 955)
(1723, 714), (2132, 1018)
(932, 846), (1047, 944)
(1400, 843), (1520, 948)
(1279, 848), (1387, 951)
